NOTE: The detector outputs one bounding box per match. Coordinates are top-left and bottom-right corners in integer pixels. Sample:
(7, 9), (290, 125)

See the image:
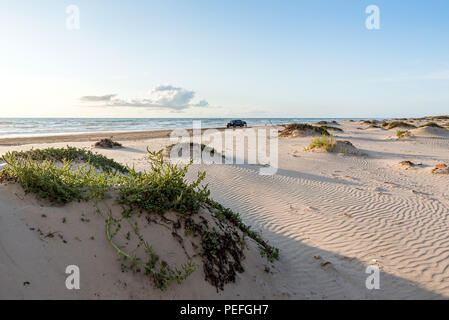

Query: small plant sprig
(100, 206), (196, 290)
(204, 200), (279, 262)
(117, 150), (210, 216)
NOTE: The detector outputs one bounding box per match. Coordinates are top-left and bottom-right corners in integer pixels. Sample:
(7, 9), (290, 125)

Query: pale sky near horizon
(0, 0), (448, 118)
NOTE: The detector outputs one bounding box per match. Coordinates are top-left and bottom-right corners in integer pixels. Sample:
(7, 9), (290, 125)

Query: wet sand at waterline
(1, 119), (449, 299)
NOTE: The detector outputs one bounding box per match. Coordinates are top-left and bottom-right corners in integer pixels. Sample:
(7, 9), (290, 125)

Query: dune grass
(384, 121), (417, 130)
(419, 122), (444, 129)
(320, 125), (343, 132)
(396, 130), (411, 139)
(1, 151), (118, 203)
(280, 123), (330, 137)
(415, 115), (449, 121)
(0, 147), (278, 290)
(5, 146), (128, 173)
(361, 120), (378, 125)
(307, 135), (336, 152)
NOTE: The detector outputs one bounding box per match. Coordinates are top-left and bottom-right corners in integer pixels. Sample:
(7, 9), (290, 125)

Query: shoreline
(0, 126), (274, 146)
(0, 118), (385, 144)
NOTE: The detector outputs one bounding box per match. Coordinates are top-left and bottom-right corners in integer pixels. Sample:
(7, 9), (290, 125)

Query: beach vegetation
(396, 130), (411, 139)
(307, 135), (336, 152)
(419, 122), (444, 129)
(0, 147), (278, 291)
(94, 138), (123, 149)
(0, 153), (113, 203)
(280, 123), (330, 137)
(164, 142), (217, 157)
(415, 115), (449, 121)
(320, 125), (343, 132)
(3, 146), (128, 173)
(385, 121), (416, 130)
(362, 120), (378, 125)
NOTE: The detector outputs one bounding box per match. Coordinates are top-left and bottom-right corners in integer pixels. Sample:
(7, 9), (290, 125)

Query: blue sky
(0, 0), (448, 118)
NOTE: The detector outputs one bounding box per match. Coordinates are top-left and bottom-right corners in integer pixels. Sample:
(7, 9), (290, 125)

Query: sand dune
(411, 126), (449, 137)
(1, 120), (449, 299)
(0, 184), (285, 299)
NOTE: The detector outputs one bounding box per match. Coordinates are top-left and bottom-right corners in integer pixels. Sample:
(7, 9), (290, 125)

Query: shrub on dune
(279, 123), (330, 137)
(364, 124), (381, 129)
(0, 147), (279, 291)
(419, 115), (449, 121)
(385, 121), (416, 130)
(362, 120), (378, 125)
(419, 122), (444, 129)
(307, 136), (358, 155)
(396, 130), (411, 139)
(398, 160), (414, 168)
(163, 142), (217, 158)
(2, 146), (127, 173)
(320, 125), (343, 132)
(94, 138), (122, 149)
(307, 135), (336, 152)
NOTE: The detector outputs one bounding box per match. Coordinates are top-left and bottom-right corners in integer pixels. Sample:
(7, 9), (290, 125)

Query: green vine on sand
(98, 205), (196, 290)
(1, 147), (279, 291)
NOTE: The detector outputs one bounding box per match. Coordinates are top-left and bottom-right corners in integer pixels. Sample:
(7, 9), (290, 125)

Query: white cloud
(80, 94), (117, 102)
(146, 85), (196, 109)
(81, 85), (210, 110)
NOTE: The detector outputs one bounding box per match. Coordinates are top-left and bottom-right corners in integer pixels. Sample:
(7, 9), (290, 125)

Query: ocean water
(0, 118), (364, 138)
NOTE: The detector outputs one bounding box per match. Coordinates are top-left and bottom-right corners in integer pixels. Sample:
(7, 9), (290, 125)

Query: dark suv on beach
(227, 120), (247, 128)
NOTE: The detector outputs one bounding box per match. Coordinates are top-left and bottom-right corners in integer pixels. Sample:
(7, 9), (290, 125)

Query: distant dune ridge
(411, 126), (449, 137)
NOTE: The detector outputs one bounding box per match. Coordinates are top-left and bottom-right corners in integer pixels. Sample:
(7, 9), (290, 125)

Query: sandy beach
(1, 118), (449, 299)
(0, 127), (238, 146)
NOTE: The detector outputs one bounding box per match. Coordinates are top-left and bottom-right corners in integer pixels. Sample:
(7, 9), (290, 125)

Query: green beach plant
(279, 123), (330, 137)
(307, 135), (336, 152)
(0, 153), (114, 203)
(4, 146), (128, 173)
(396, 130), (411, 139)
(385, 121), (416, 130)
(0, 146), (279, 291)
(320, 125), (343, 132)
(419, 122), (444, 129)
